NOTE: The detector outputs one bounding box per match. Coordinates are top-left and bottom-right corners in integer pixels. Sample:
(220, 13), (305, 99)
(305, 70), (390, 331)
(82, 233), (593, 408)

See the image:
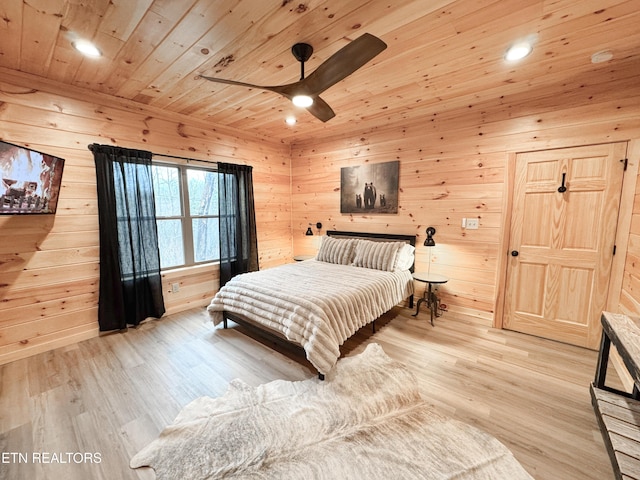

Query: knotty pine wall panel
(291, 87), (640, 323)
(0, 72), (292, 364)
(620, 143), (640, 318)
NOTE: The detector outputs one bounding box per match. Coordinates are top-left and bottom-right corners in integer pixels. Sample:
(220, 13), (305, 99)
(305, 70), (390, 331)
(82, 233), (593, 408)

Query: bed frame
(222, 230), (416, 379)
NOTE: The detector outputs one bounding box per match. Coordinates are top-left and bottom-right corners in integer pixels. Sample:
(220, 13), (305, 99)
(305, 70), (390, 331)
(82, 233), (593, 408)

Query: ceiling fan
(199, 33), (387, 122)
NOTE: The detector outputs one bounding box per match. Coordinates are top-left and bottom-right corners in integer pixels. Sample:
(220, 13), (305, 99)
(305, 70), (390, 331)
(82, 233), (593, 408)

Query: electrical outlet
(171, 283), (180, 293)
(465, 218), (479, 229)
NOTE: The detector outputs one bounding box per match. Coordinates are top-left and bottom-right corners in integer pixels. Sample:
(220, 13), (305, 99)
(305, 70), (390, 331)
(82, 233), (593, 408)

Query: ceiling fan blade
(199, 75), (290, 95)
(200, 74), (334, 121)
(306, 96), (335, 122)
(302, 33), (387, 96)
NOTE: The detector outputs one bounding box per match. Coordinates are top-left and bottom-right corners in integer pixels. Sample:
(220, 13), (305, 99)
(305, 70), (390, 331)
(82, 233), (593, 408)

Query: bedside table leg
(412, 283), (434, 326)
(429, 291), (438, 326)
(412, 297), (425, 317)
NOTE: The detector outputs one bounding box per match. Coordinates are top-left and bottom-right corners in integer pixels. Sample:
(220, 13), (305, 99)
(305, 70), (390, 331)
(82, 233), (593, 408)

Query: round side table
(411, 272), (448, 326)
(293, 254), (314, 262)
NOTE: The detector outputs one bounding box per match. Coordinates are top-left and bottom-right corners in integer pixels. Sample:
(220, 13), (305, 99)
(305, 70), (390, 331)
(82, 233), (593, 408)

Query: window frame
(152, 160), (219, 270)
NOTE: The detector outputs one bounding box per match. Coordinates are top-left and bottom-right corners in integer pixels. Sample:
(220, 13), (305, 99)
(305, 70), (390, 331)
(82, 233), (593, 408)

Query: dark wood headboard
(326, 230), (416, 272)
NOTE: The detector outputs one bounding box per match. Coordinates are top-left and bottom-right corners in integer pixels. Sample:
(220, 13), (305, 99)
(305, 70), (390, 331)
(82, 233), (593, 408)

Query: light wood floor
(0, 306), (618, 480)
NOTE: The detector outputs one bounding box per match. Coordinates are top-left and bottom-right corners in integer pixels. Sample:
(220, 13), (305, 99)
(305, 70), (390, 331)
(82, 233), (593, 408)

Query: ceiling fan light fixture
(292, 94), (313, 108)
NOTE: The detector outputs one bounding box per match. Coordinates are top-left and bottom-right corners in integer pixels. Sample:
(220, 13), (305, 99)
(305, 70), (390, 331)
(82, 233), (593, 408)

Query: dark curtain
(90, 144), (165, 331)
(218, 162), (259, 287)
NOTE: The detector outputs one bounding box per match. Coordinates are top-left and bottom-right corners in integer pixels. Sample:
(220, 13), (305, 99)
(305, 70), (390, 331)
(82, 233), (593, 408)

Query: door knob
(511, 250), (519, 257)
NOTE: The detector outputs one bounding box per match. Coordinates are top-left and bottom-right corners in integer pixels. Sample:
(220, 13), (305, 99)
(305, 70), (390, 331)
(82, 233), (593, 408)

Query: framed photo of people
(340, 160), (399, 214)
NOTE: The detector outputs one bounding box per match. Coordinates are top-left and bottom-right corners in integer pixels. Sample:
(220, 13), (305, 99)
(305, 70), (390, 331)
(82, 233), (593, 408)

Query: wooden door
(503, 143), (627, 349)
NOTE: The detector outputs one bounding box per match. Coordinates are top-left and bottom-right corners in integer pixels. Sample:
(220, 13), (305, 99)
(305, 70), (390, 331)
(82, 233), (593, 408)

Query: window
(152, 163), (219, 269)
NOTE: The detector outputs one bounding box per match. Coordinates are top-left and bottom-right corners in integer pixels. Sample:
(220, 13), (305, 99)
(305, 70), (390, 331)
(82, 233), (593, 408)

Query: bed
(207, 231), (416, 377)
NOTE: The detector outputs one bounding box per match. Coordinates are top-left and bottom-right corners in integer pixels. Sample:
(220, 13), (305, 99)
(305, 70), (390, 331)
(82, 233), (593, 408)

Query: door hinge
(621, 158), (628, 171)
(613, 245), (617, 255)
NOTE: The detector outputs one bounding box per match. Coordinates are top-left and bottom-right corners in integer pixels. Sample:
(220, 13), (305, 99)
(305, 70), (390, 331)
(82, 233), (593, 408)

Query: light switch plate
(465, 218), (479, 229)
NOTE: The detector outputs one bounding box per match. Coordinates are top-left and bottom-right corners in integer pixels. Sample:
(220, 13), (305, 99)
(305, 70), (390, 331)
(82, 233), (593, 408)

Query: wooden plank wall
(291, 74), (640, 323)
(621, 140), (640, 316)
(0, 69), (292, 365)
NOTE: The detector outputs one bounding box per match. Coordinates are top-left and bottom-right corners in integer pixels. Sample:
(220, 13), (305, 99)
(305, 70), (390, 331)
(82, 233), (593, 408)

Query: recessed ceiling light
(285, 116), (297, 125)
(505, 41), (533, 62)
(591, 50), (613, 63)
(292, 94), (313, 108)
(72, 39), (102, 58)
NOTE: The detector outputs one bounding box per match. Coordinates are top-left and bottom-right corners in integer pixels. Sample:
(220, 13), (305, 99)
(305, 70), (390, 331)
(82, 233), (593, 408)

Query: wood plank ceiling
(0, 0), (638, 144)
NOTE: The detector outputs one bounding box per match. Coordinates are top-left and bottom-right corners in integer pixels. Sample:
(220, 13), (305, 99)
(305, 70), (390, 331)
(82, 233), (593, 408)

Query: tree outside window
(152, 163), (219, 269)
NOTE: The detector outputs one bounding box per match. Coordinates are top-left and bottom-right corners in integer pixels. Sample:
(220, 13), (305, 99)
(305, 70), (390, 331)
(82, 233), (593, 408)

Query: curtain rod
(150, 152), (218, 165)
(88, 143), (220, 166)
(87, 143), (220, 165)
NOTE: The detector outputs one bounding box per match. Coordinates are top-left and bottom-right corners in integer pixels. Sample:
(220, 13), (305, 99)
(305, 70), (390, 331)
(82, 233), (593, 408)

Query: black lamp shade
(305, 227), (313, 236)
(424, 226), (436, 247)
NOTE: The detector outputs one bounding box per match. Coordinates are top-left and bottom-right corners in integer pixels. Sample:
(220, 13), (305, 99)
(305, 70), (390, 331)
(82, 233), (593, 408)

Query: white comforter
(207, 260), (414, 375)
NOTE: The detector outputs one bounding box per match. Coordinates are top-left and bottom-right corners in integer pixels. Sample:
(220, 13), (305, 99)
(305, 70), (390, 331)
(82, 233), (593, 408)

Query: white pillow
(394, 243), (415, 271)
(315, 236), (356, 265)
(352, 240), (404, 272)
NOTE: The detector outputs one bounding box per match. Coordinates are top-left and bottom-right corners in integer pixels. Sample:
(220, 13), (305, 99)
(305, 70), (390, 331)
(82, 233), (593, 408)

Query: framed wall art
(340, 160), (399, 214)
